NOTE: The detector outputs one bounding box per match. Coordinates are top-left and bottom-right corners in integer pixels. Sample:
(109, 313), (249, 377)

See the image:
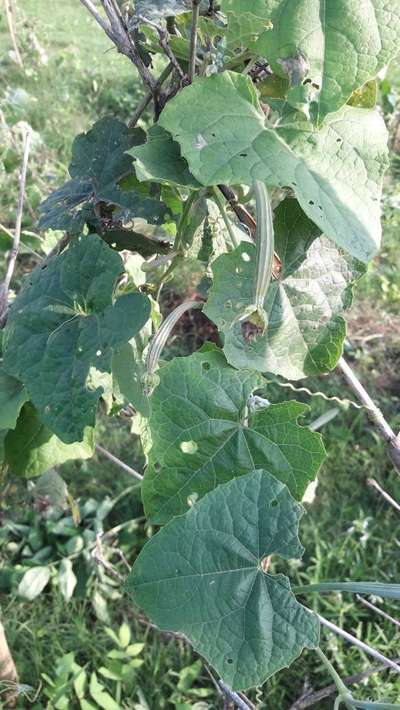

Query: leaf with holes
(159, 71), (388, 262)
(128, 469), (319, 690)
(39, 118), (168, 233)
(204, 199), (365, 379)
(142, 348), (325, 523)
(3, 235), (151, 443)
(251, 0), (400, 121)
(5, 403), (94, 477)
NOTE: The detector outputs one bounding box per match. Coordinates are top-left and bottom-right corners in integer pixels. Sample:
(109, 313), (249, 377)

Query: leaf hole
(241, 252), (251, 262)
(241, 321), (263, 344)
(202, 361), (211, 372)
(336, 138), (342, 143)
(187, 492), (199, 507)
(154, 462), (161, 472)
(308, 200), (315, 206)
(227, 658), (233, 664)
(180, 440), (198, 455)
(271, 499), (278, 507)
(240, 153), (248, 157)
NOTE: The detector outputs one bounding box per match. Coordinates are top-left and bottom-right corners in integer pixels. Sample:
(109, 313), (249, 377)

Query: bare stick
(0, 126), (32, 323)
(4, 0), (23, 68)
(79, 0), (114, 39)
(368, 477), (400, 513)
(289, 657), (400, 710)
(218, 681), (255, 710)
(189, 0), (201, 82)
(95, 444), (143, 481)
(318, 613), (400, 674)
(338, 357), (400, 473)
(128, 63), (173, 127)
(92, 533), (125, 583)
(356, 594), (400, 629)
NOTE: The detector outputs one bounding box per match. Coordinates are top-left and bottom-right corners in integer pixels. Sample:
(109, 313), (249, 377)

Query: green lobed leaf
(128, 469), (320, 690)
(142, 348), (325, 523)
(204, 199), (365, 379)
(0, 367), (27, 429)
(3, 235), (151, 443)
(5, 404), (94, 477)
(159, 71), (389, 262)
(251, 0), (400, 120)
(39, 118), (168, 233)
(129, 126), (201, 188)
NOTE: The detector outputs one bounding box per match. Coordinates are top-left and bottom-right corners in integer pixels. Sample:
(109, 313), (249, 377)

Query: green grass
(1, 2), (400, 708)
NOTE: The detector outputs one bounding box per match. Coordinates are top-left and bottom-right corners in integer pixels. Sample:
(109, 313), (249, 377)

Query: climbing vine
(2, 1), (400, 706)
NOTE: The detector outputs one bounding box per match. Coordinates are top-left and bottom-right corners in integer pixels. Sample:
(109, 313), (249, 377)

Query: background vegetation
(1, 1), (400, 707)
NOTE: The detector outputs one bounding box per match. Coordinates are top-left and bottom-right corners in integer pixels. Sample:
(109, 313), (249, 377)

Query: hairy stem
(189, 0), (201, 82)
(95, 445), (143, 481)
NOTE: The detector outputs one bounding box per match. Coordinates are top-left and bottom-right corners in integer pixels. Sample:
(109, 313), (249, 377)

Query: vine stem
(317, 613), (400, 674)
(338, 357), (400, 473)
(95, 445), (143, 482)
(217, 680), (255, 710)
(0, 125), (32, 325)
(128, 63), (173, 128)
(314, 648), (353, 706)
(355, 594), (400, 629)
(189, 0), (201, 82)
(212, 186), (241, 248)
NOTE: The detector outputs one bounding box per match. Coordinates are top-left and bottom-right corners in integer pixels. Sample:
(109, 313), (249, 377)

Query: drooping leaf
(58, 559), (77, 601)
(142, 348), (325, 523)
(102, 226), (172, 257)
(159, 71), (389, 262)
(5, 404), (94, 477)
(129, 126), (201, 188)
(134, 0), (208, 20)
(3, 235), (151, 443)
(128, 469), (320, 690)
(204, 199), (365, 379)
(0, 368), (27, 429)
(112, 341), (150, 417)
(252, 0), (400, 120)
(18, 565), (51, 600)
(39, 118), (168, 233)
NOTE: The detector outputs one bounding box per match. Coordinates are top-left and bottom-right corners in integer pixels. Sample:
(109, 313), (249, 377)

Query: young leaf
(142, 348), (325, 523)
(252, 0), (400, 120)
(0, 368), (27, 430)
(58, 559), (77, 601)
(128, 126), (201, 188)
(204, 199), (365, 379)
(159, 72), (389, 262)
(5, 404), (94, 477)
(3, 235), (151, 443)
(18, 565), (51, 600)
(39, 118), (168, 233)
(127, 470), (320, 691)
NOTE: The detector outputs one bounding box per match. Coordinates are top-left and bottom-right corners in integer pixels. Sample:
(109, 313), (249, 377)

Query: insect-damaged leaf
(39, 118), (168, 233)
(3, 235), (151, 443)
(204, 199), (365, 379)
(142, 348), (325, 523)
(251, 0), (400, 121)
(159, 71), (389, 262)
(127, 469), (319, 690)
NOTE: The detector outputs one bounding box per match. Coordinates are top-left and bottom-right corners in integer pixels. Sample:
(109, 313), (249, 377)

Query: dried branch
(4, 0), (23, 68)
(218, 681), (255, 710)
(189, 0), (201, 82)
(92, 533), (125, 583)
(367, 477), (400, 513)
(289, 657), (400, 710)
(356, 594), (400, 629)
(338, 357), (400, 473)
(0, 126), (32, 325)
(95, 444), (143, 482)
(318, 613), (400, 674)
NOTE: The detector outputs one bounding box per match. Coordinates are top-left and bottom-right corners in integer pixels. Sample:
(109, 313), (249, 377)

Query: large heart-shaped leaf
(5, 404), (94, 478)
(142, 348), (325, 523)
(204, 199), (365, 379)
(3, 235), (151, 443)
(251, 0), (400, 121)
(159, 71), (389, 261)
(39, 118), (168, 233)
(128, 469), (320, 690)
